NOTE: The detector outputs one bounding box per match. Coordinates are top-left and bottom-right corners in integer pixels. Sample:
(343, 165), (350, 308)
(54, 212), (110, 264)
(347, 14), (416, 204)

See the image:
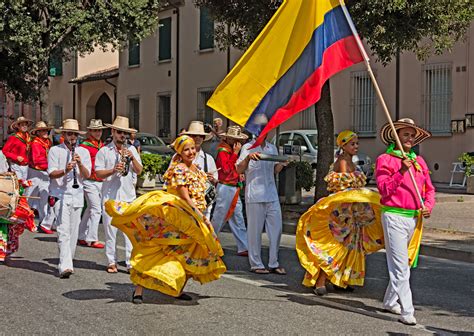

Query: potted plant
(280, 160), (314, 204)
(458, 152), (474, 194)
(138, 153), (171, 188)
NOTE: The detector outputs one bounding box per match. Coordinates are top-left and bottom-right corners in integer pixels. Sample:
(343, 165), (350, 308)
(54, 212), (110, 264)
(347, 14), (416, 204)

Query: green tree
(195, 0), (473, 200)
(0, 0), (162, 102)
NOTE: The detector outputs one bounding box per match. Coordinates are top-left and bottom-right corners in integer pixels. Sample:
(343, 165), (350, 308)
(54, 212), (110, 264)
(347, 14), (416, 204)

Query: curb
(282, 221), (473, 264)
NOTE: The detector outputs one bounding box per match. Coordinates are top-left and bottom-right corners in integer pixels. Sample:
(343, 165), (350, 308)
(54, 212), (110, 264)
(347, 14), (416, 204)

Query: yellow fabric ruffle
(296, 188), (384, 288)
(105, 191), (226, 297)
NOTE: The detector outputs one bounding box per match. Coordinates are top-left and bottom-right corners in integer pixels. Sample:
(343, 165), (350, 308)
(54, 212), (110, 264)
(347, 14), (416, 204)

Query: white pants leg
(41, 201), (57, 230)
(382, 212), (417, 318)
(211, 184), (248, 252)
(10, 163), (28, 181)
(102, 207), (132, 268)
(246, 203), (266, 269)
(26, 168), (50, 222)
(56, 198), (82, 273)
(264, 201), (282, 269)
(79, 181), (102, 242)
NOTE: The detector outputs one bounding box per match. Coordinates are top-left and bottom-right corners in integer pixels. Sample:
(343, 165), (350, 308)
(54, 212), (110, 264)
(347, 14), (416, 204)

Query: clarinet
(121, 145), (132, 176)
(71, 140), (79, 189)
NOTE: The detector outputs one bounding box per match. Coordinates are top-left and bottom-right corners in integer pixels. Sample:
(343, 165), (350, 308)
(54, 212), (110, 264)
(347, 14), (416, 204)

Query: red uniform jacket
(28, 137), (52, 171)
(3, 132), (30, 166)
(215, 142), (240, 185)
(80, 138), (104, 181)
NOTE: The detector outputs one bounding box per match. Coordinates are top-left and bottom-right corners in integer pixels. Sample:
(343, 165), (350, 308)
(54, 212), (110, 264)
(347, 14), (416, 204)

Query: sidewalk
(282, 185), (474, 263)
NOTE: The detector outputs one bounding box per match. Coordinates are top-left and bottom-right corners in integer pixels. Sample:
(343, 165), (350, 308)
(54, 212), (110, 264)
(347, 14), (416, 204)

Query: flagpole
(338, 0), (424, 207)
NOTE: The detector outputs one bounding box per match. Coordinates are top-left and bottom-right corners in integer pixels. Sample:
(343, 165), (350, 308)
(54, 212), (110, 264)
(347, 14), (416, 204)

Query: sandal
(269, 267), (287, 275)
(106, 264), (118, 273)
(250, 268), (269, 274)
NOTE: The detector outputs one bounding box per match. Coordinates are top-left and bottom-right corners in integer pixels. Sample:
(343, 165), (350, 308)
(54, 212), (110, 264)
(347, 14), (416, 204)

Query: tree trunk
(314, 81), (334, 202)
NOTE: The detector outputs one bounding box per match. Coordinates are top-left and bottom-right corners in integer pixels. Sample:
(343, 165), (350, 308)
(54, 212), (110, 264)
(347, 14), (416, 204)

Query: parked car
(271, 130), (374, 181)
(136, 132), (174, 156)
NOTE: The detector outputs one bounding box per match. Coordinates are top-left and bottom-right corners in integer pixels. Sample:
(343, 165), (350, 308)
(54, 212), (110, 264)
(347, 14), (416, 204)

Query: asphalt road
(0, 229), (473, 335)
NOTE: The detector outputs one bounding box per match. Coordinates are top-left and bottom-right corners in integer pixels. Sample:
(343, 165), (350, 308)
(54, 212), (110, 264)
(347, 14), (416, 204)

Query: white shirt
(237, 140), (279, 204)
(0, 150), (8, 173)
(193, 149), (218, 180)
(95, 142), (142, 202)
(47, 143), (92, 206)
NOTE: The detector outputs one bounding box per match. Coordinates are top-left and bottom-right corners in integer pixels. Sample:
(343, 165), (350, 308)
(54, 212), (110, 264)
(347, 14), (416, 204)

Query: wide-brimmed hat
(380, 118), (431, 146)
(30, 121), (54, 136)
(87, 119), (108, 130)
(105, 116), (137, 134)
(11, 116), (33, 130)
(180, 121), (212, 141)
(55, 119), (86, 135)
(221, 125), (249, 141)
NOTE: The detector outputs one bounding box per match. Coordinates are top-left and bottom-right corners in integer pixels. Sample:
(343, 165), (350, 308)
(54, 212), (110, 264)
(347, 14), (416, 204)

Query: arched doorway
(95, 93), (112, 140)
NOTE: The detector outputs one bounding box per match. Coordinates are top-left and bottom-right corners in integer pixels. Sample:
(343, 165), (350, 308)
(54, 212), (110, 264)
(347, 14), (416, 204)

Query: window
(423, 63), (452, 134)
(292, 134), (310, 152)
(197, 89), (214, 125)
(277, 133), (291, 147)
(159, 17), (172, 61)
(199, 7), (214, 50)
(49, 55), (63, 77)
(53, 105), (63, 128)
(128, 40), (140, 66)
(157, 94), (171, 138)
(13, 102), (20, 119)
(350, 70), (376, 135)
(300, 105), (316, 129)
(128, 97), (140, 130)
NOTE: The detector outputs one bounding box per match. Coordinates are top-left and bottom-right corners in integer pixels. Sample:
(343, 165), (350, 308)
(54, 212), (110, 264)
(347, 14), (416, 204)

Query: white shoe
(383, 305), (402, 315)
(398, 315), (417, 325)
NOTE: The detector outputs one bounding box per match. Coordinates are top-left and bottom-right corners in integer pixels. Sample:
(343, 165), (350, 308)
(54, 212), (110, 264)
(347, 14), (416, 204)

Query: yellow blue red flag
(207, 0), (363, 145)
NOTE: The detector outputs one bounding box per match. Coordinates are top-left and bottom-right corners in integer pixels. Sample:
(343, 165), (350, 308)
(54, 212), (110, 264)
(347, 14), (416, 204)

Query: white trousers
(211, 183), (248, 253)
(102, 202), (132, 268)
(56, 198), (82, 273)
(78, 180), (102, 242)
(26, 168), (49, 222)
(40, 201), (57, 230)
(382, 212), (416, 318)
(246, 201), (282, 270)
(10, 163), (28, 181)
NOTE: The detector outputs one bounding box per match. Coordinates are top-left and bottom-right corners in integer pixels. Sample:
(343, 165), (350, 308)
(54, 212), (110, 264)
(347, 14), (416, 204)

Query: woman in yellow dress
(296, 130), (384, 296)
(105, 135), (226, 303)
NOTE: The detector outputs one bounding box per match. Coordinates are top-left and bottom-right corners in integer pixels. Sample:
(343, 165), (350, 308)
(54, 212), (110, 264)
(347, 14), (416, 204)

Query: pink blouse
(375, 153), (435, 211)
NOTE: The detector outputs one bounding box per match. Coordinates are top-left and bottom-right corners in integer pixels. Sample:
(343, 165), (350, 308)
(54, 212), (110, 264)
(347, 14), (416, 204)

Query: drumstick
(20, 196), (41, 200)
(207, 168), (221, 174)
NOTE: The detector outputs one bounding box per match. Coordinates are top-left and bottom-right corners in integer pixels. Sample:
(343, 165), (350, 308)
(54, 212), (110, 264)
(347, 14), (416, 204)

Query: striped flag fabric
(207, 0), (363, 146)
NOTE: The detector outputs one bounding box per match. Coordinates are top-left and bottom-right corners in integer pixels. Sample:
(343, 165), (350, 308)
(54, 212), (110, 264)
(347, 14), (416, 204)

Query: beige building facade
(45, 1), (473, 183)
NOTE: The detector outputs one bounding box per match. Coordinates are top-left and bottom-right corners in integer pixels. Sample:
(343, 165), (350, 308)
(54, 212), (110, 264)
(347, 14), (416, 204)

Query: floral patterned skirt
(105, 191), (226, 297)
(296, 188), (384, 288)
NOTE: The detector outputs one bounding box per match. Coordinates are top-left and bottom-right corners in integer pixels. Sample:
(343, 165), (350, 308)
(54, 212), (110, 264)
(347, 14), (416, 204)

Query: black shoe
(313, 286), (327, 296)
(59, 269), (73, 279)
(132, 291), (143, 304)
(176, 293), (192, 301)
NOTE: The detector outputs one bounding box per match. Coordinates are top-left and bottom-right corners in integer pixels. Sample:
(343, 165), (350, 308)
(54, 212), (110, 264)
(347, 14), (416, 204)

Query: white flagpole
(338, 0), (424, 207)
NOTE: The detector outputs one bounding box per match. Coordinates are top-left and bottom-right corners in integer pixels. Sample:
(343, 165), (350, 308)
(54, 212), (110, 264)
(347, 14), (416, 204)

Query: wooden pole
(339, 0), (424, 207)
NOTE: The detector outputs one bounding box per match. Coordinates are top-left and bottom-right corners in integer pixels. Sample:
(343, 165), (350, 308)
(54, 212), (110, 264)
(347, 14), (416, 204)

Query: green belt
(381, 205), (420, 218)
(220, 182), (243, 188)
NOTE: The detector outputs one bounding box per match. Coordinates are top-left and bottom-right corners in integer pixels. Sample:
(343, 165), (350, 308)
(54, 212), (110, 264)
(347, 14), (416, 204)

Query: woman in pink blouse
(376, 118), (435, 326)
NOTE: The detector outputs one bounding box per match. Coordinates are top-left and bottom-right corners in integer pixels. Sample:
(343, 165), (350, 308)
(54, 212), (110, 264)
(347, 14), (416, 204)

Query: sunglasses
(115, 130), (129, 135)
(65, 132), (78, 136)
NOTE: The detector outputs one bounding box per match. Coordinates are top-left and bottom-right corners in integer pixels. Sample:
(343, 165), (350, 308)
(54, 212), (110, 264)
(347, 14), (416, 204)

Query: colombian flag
(207, 0), (364, 145)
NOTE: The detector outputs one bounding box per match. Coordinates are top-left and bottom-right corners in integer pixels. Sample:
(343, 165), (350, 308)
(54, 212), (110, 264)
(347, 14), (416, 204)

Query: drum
(205, 181), (217, 206)
(0, 173), (20, 219)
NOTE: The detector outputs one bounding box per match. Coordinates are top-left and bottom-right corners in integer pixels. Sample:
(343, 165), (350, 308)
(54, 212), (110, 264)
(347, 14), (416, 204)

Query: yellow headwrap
(336, 130), (357, 148)
(172, 135), (195, 155)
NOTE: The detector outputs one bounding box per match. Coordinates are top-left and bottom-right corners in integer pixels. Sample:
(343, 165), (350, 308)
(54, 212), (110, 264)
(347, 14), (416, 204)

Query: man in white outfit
(77, 119), (108, 249)
(48, 119), (91, 278)
(95, 116), (142, 274)
(180, 121), (218, 219)
(236, 136), (287, 274)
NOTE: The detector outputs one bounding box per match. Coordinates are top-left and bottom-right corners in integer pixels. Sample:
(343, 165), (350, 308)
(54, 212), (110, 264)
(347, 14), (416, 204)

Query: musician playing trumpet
(95, 116), (142, 274)
(48, 119), (91, 279)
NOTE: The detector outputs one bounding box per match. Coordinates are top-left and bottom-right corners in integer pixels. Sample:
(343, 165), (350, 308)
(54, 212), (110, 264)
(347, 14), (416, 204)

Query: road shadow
(1, 256), (57, 276)
(63, 282), (203, 306)
(43, 257), (107, 272)
(34, 236), (57, 243)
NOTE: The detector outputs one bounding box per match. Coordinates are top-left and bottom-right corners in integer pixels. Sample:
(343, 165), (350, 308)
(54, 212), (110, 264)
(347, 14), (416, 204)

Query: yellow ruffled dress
(296, 171), (384, 288)
(105, 162), (226, 297)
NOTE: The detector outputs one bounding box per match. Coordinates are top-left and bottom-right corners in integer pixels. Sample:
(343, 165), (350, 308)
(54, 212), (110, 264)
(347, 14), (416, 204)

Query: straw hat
(87, 119), (108, 130)
(180, 121), (212, 141)
(11, 116), (33, 130)
(380, 118), (431, 146)
(30, 121), (54, 136)
(221, 125), (249, 140)
(55, 119), (86, 135)
(104, 116), (137, 133)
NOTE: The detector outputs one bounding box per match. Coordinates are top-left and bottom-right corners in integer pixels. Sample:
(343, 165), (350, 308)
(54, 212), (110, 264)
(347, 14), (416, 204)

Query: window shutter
(199, 8), (214, 50)
(128, 41), (141, 66)
(159, 18), (172, 61)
